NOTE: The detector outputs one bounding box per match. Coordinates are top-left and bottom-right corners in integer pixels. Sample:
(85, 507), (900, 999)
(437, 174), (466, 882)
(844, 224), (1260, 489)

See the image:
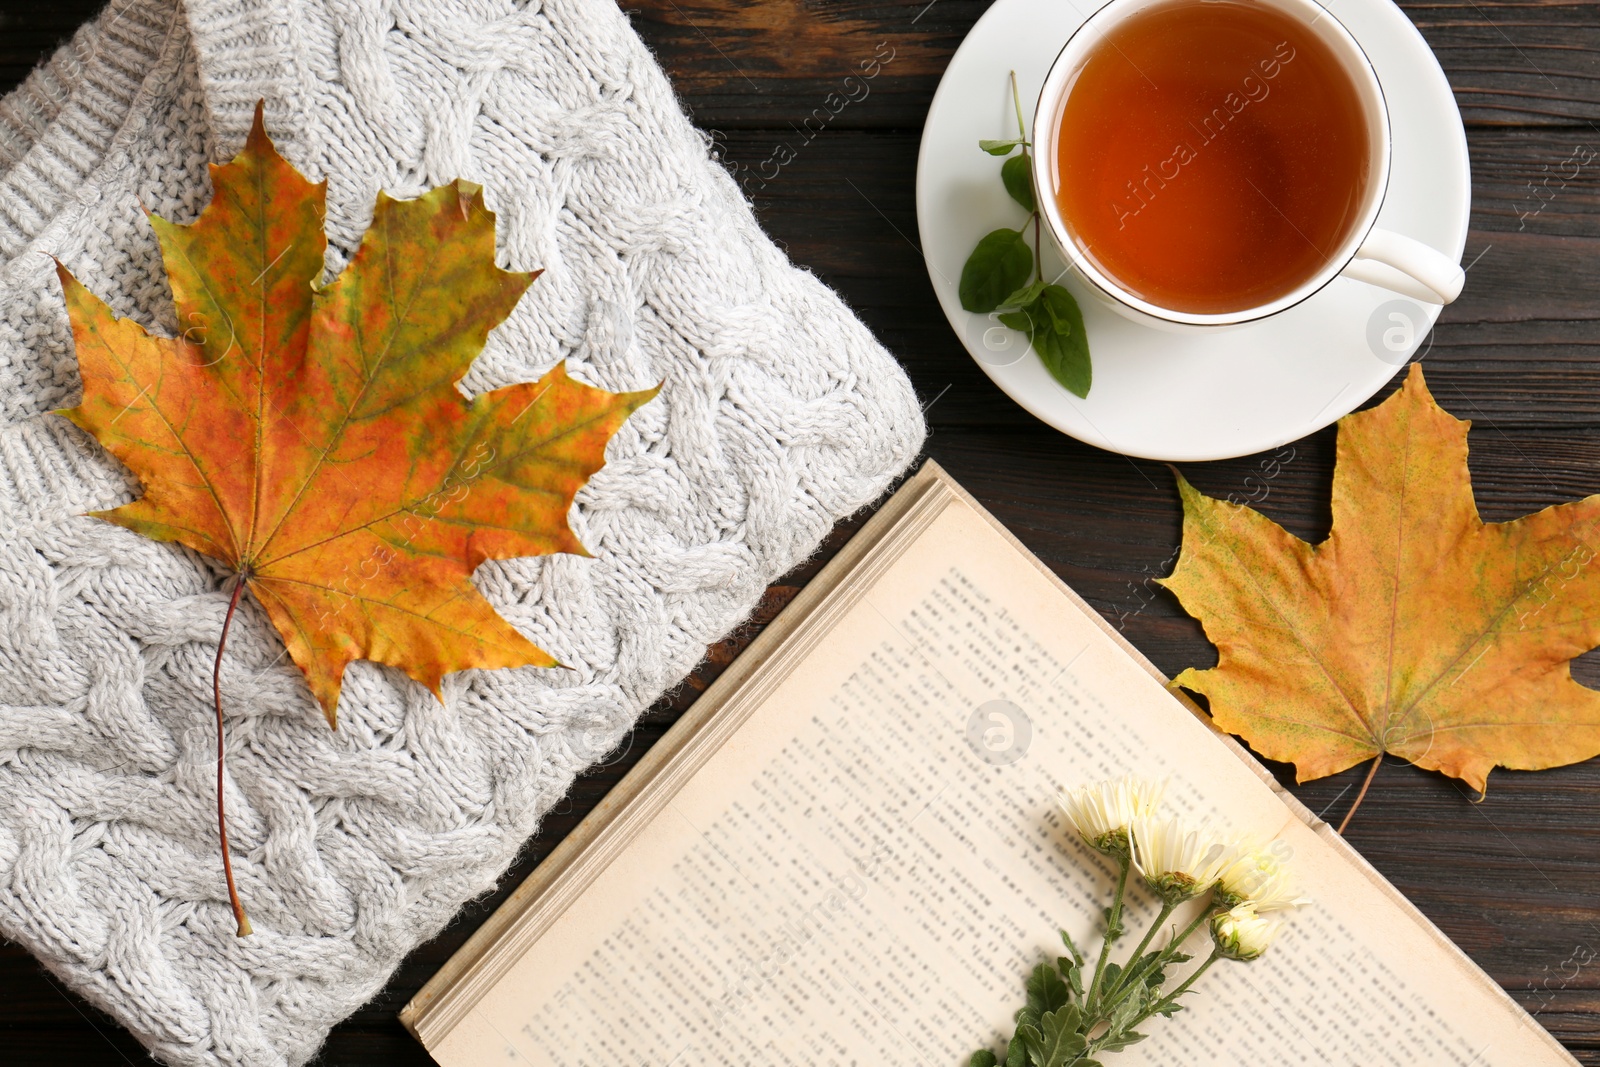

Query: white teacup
(1031, 0), (1465, 329)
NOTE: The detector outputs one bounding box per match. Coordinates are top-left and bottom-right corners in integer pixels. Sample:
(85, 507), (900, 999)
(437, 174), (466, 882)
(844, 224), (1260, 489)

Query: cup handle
(1339, 228), (1465, 305)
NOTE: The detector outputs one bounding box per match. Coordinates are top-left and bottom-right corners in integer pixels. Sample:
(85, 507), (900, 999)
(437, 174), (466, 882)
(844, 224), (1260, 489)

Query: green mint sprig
(959, 72), (1091, 399)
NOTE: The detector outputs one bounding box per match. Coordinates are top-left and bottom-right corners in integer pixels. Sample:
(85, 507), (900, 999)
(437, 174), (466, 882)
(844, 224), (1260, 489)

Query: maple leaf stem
(1336, 755), (1383, 835)
(214, 575), (253, 937)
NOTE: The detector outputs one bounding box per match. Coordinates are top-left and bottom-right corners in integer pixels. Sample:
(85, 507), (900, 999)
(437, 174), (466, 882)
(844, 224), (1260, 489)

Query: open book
(401, 462), (1573, 1065)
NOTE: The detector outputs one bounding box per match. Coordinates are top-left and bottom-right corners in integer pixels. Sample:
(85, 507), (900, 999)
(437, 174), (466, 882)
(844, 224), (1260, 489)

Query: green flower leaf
(1099, 1029), (1148, 1052)
(1053, 1004), (1084, 1036)
(959, 228), (1033, 313)
(1007, 1029), (1029, 1067)
(1058, 957), (1084, 1000)
(1021, 1007), (1087, 1067)
(1108, 987), (1145, 1033)
(1026, 962), (1071, 1016)
(970, 1051), (1000, 1067)
(1002, 153), (1037, 213)
(1059, 929), (1086, 968)
(1016, 1024), (1043, 1066)
(1100, 904), (1123, 941)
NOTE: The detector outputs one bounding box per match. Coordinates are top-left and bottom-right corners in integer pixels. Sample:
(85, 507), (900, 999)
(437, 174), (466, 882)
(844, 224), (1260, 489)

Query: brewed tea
(1054, 0), (1372, 315)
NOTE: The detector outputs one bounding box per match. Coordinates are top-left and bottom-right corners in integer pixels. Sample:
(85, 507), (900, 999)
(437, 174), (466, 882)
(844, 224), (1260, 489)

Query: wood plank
(623, 0), (969, 128)
(627, 0), (1600, 128)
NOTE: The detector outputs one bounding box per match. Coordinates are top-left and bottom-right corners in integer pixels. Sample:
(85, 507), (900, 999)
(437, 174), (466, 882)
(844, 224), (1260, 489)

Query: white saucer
(916, 0), (1471, 461)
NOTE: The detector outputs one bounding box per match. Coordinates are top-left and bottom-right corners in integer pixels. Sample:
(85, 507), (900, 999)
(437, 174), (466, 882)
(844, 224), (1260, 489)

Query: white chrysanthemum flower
(1215, 844), (1310, 912)
(1211, 903), (1280, 961)
(1057, 775), (1165, 857)
(1129, 814), (1231, 904)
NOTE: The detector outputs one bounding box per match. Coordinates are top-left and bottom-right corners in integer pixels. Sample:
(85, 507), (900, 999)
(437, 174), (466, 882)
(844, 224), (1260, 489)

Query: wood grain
(627, 0), (1600, 127)
(4, 0), (1600, 1063)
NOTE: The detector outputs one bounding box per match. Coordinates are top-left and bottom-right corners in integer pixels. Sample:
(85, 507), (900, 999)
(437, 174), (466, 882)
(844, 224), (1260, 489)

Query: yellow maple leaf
(1162, 363), (1600, 798)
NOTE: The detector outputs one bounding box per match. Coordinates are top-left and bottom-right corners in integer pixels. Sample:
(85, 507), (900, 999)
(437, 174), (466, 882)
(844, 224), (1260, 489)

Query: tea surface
(1054, 0), (1371, 315)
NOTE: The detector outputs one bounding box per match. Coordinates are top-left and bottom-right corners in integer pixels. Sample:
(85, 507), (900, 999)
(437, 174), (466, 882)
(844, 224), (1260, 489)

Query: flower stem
(1087, 945), (1224, 1057)
(1169, 906), (1214, 955)
(1148, 945), (1223, 1018)
(1099, 902), (1215, 1016)
(1104, 899), (1174, 1000)
(1086, 855), (1130, 1010)
(214, 577), (252, 937)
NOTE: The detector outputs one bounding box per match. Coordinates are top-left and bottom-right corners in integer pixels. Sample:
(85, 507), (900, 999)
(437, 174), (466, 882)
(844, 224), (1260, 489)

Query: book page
(433, 485), (1570, 1067)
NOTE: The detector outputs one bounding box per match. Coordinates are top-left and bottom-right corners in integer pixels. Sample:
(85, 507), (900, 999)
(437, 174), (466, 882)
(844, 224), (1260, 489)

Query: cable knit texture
(0, 0), (924, 1062)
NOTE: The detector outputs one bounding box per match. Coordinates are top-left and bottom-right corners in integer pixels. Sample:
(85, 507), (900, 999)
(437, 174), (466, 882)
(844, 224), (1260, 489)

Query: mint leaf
(980, 138), (1026, 155)
(1041, 289), (1074, 333)
(960, 228), (1033, 313)
(1028, 285), (1091, 398)
(970, 1051), (999, 1067)
(1001, 280), (1048, 309)
(1002, 153), (1036, 213)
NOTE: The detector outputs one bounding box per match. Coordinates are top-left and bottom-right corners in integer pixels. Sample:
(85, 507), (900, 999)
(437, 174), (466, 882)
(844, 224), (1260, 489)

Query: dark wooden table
(4, 0), (1600, 1063)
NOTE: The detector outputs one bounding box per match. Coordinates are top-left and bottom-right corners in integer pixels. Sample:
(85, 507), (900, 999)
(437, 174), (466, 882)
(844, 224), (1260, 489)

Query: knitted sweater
(0, 1), (924, 1063)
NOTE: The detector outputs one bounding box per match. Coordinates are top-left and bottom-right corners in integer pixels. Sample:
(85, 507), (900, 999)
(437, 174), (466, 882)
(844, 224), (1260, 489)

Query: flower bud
(1211, 903), (1279, 962)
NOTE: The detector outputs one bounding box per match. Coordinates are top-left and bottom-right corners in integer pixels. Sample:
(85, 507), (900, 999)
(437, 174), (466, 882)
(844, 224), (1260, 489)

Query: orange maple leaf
(1161, 364), (1600, 806)
(59, 108), (656, 721)
(55, 107), (656, 931)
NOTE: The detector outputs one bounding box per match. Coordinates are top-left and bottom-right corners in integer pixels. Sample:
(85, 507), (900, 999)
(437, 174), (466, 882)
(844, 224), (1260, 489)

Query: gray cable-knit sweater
(0, 0), (924, 1062)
